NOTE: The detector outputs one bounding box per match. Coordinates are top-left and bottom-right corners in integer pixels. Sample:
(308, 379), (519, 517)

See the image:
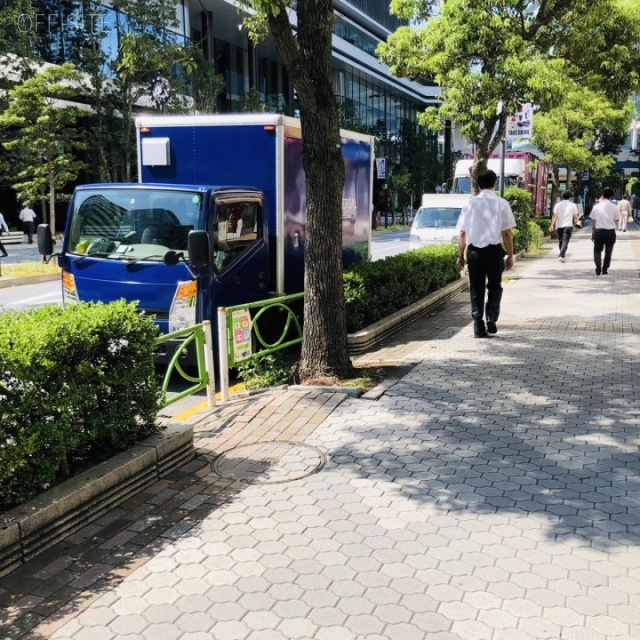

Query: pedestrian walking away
(549, 190), (579, 261)
(591, 186), (619, 275)
(618, 195), (632, 232)
(456, 169), (516, 338)
(0, 211), (9, 257)
(19, 203), (37, 244)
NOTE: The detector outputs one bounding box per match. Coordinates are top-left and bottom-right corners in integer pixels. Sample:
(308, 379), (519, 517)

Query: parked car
(409, 194), (472, 249)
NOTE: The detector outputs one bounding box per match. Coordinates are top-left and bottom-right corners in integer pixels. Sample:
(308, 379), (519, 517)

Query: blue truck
(38, 114), (375, 361)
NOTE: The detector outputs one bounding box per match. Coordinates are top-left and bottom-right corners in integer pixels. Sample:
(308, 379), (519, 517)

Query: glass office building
(26, 0), (439, 144)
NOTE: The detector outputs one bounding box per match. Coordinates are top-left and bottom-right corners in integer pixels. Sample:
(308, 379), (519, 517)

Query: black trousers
(593, 229), (616, 272)
(557, 226), (573, 258)
(0, 238), (6, 256)
(23, 221), (34, 244)
(467, 244), (505, 324)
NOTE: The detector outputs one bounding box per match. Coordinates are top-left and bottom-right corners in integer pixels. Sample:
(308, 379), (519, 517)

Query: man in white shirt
(0, 211), (9, 257)
(19, 204), (37, 244)
(549, 190), (579, 262)
(456, 169), (516, 338)
(590, 187), (620, 275)
(618, 196), (632, 232)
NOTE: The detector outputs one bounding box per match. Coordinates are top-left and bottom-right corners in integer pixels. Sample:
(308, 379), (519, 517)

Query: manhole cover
(212, 441), (326, 484)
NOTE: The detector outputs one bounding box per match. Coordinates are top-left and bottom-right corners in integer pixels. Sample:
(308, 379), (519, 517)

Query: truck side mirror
(37, 224), (54, 256)
(188, 230), (210, 268)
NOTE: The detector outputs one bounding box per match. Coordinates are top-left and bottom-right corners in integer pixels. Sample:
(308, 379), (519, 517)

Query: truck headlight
(169, 280), (198, 331)
(62, 271), (78, 305)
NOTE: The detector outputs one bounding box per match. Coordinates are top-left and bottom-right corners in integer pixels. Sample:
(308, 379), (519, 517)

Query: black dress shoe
(486, 321), (497, 334)
(602, 270), (608, 275)
(475, 331), (490, 338)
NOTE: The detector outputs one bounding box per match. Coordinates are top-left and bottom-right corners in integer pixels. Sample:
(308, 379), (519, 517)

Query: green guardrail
(154, 295), (304, 408)
(222, 292), (304, 368)
(217, 293), (304, 403)
(155, 322), (213, 408)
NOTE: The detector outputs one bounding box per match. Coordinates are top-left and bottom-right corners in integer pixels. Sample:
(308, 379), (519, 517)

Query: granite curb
(0, 273), (60, 289)
(0, 422), (194, 578)
(347, 276), (468, 354)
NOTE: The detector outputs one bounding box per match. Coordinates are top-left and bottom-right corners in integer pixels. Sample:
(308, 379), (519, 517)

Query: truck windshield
(66, 188), (203, 261)
(414, 207), (462, 229)
(453, 177), (472, 194)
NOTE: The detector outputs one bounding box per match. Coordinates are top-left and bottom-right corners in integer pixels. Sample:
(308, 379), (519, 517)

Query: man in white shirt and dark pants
(456, 169), (516, 338)
(549, 190), (579, 262)
(591, 187), (620, 275)
(19, 204), (37, 244)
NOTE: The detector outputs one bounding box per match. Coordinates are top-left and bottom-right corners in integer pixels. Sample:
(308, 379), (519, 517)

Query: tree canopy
(379, 0), (640, 192)
(532, 82), (635, 205)
(0, 63), (86, 233)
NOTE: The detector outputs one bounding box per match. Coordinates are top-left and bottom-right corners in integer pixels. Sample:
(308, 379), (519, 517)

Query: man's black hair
(602, 187), (614, 199)
(477, 169), (497, 190)
(562, 191), (572, 200)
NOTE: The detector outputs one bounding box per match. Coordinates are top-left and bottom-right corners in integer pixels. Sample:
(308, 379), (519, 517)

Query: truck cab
(47, 184), (269, 339)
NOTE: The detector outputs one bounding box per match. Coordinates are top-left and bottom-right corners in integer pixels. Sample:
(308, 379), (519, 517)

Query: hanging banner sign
(506, 103), (533, 139)
(376, 157), (386, 179)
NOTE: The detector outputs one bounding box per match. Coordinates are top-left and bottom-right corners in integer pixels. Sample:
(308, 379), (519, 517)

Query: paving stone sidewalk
(2, 224), (640, 640)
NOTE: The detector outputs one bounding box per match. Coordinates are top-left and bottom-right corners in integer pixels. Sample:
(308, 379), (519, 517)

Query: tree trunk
(471, 113), (506, 194)
(297, 105), (353, 380)
(471, 151), (489, 195)
(267, 4), (355, 381)
(49, 170), (56, 236)
(123, 107), (131, 183)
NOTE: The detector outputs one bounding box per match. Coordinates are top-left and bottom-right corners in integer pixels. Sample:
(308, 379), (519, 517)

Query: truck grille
(139, 308), (170, 321)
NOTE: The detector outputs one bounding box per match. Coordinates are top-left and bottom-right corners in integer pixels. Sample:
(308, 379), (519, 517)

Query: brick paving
(2, 223), (640, 639)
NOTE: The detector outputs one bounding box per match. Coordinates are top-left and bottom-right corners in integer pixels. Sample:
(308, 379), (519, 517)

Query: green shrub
(526, 220), (545, 251)
(236, 352), (292, 390)
(344, 244), (460, 333)
(0, 301), (161, 506)
(504, 187), (533, 253)
(532, 217), (552, 237)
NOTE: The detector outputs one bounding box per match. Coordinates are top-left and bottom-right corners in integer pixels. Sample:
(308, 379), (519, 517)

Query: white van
(409, 194), (472, 249)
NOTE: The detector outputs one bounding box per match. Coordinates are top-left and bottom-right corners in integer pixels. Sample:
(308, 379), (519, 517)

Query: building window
(334, 15), (380, 58)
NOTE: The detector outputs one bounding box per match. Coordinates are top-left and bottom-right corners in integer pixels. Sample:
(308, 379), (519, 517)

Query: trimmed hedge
(344, 244), (460, 333)
(0, 300), (162, 506)
(504, 187), (533, 253)
(532, 217), (552, 237)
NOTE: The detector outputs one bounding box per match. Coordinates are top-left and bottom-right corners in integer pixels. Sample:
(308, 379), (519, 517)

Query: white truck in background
(451, 152), (548, 216)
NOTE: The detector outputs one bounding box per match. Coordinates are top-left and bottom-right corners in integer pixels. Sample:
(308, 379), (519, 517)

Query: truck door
(209, 192), (270, 309)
